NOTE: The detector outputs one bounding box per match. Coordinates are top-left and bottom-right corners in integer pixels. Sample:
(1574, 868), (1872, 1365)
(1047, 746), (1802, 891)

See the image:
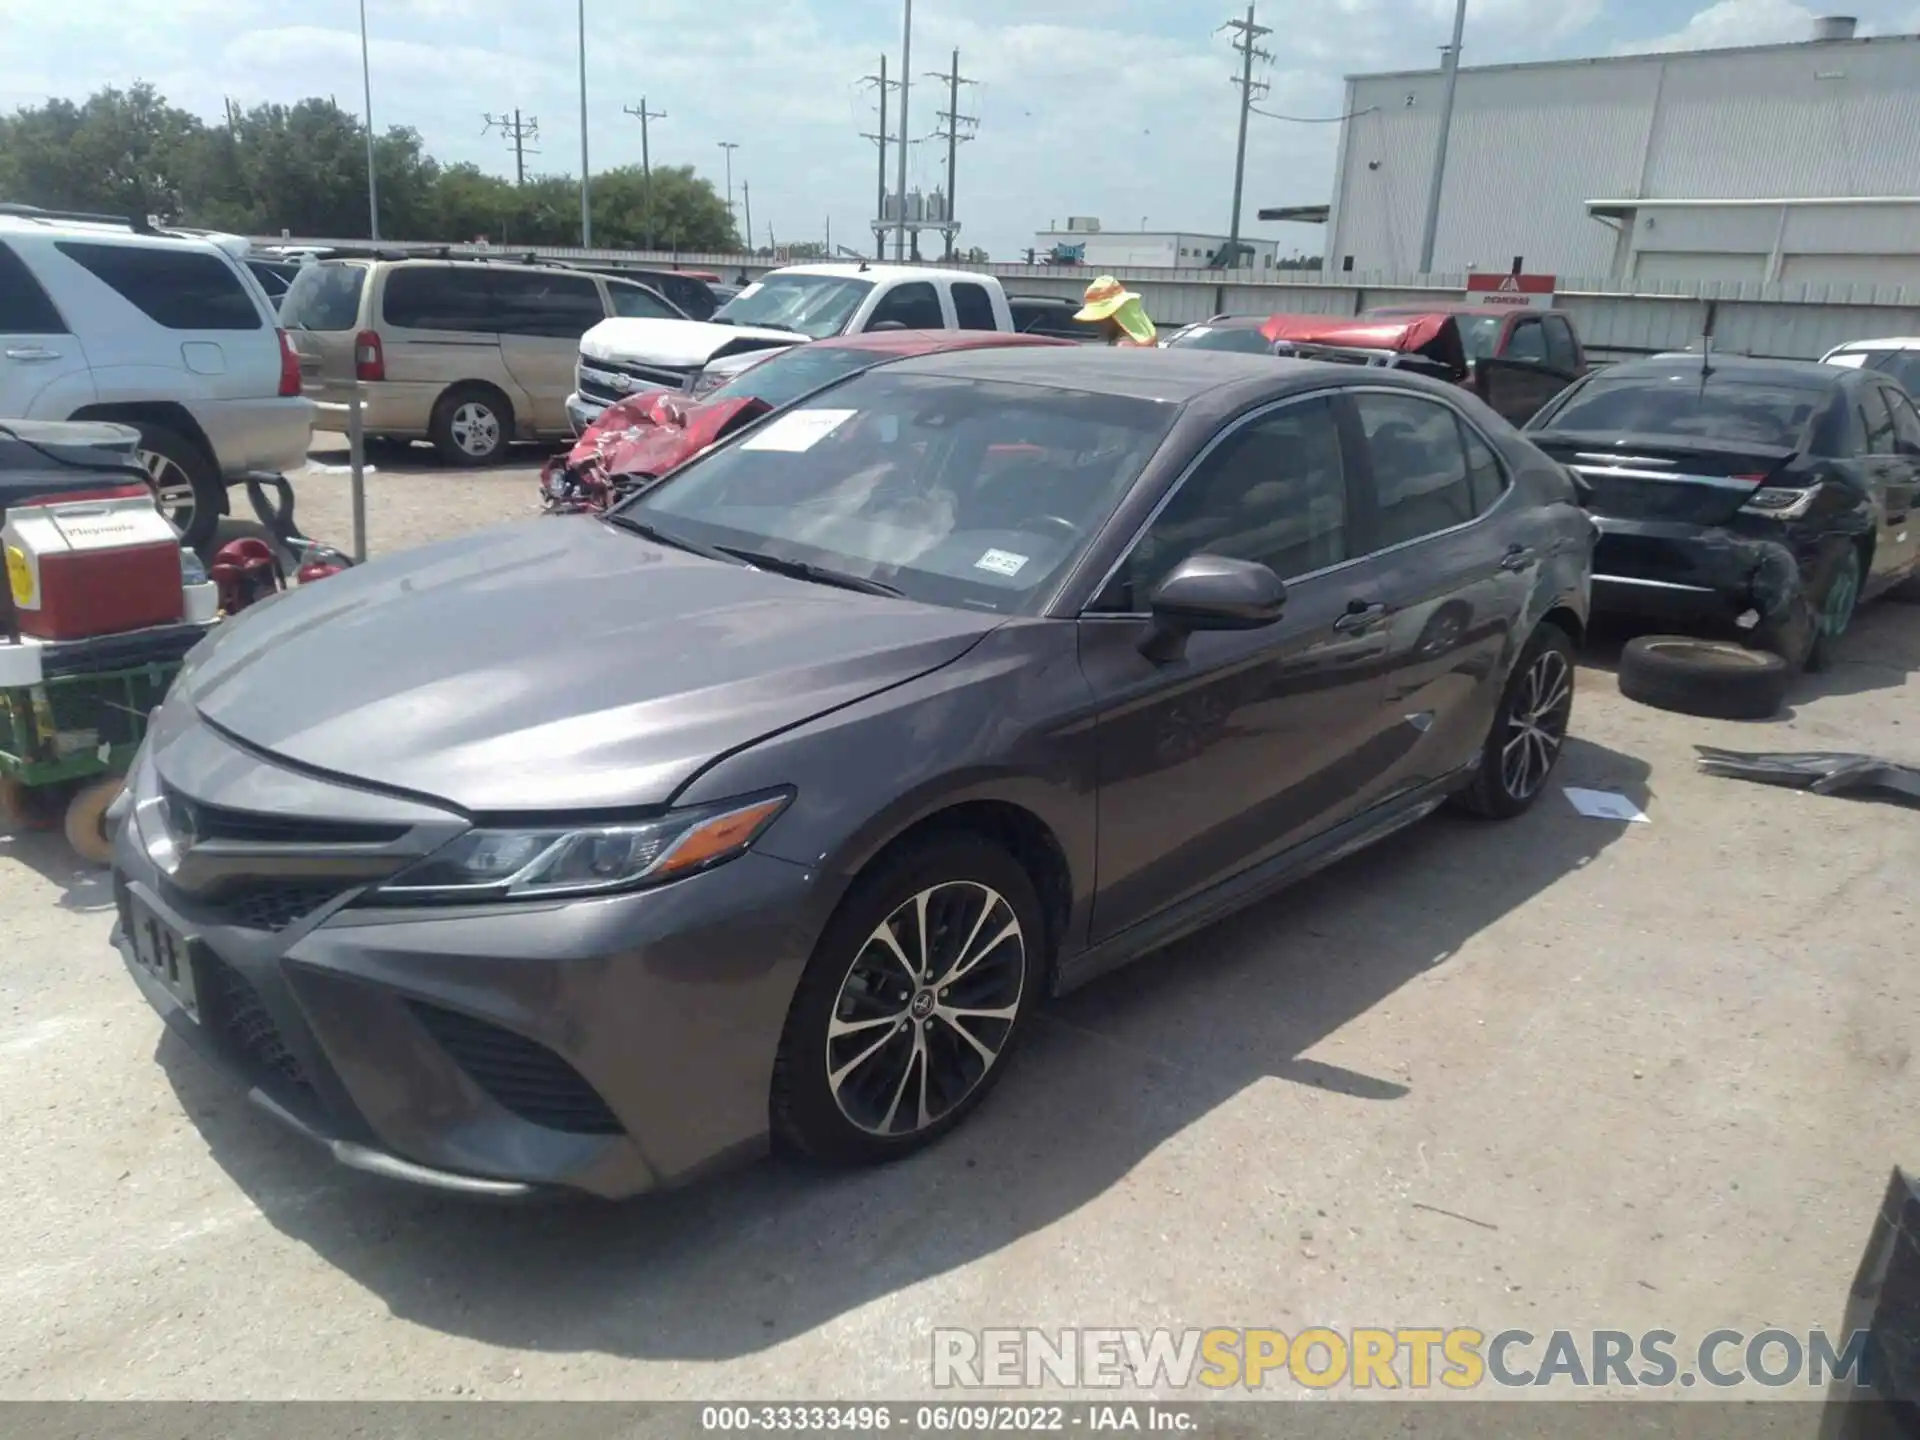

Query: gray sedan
(110, 347), (1594, 1199)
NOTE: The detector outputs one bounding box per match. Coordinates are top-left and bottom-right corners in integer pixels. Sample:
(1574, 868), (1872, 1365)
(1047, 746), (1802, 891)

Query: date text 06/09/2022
(699, 1404), (1198, 1432)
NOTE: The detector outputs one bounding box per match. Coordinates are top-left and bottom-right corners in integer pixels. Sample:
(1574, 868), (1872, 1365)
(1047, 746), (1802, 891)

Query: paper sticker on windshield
(741, 408), (856, 452)
(974, 548), (1029, 578)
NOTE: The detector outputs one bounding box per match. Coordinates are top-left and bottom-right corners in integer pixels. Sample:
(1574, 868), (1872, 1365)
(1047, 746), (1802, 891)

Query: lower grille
(157, 876), (343, 933)
(408, 1002), (622, 1136)
(201, 956), (313, 1096)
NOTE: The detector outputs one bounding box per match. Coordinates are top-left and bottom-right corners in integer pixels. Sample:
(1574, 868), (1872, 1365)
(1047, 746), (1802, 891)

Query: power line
(926, 48), (977, 260)
(1218, 3), (1272, 266)
(482, 109), (540, 187)
(622, 98), (666, 247)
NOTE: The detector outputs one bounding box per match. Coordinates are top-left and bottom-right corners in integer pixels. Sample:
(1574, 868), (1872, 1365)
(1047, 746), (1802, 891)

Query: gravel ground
(3, 434), (1918, 1406)
(289, 432), (552, 555)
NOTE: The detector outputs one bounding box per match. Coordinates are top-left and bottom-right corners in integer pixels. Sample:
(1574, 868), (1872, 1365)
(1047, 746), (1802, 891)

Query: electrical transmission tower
(926, 49), (977, 259)
(858, 56), (899, 260)
(1218, 4), (1272, 266)
(482, 110), (540, 187)
(622, 98), (667, 247)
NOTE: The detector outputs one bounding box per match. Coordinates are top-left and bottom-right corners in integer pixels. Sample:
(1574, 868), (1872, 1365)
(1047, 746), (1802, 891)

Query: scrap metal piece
(1696, 746), (1920, 805)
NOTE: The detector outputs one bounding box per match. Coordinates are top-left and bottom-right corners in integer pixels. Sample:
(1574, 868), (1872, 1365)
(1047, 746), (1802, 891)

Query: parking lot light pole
(578, 0), (592, 247)
(359, 0), (379, 241)
(1417, 0), (1469, 275)
(719, 141), (740, 240)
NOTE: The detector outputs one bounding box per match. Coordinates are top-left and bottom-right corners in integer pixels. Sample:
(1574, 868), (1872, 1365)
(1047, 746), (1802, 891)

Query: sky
(3, 0), (1919, 259)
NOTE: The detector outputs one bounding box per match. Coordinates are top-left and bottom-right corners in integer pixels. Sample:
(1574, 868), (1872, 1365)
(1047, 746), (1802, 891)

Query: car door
(1863, 383), (1920, 584)
(1473, 316), (1571, 427)
(489, 269), (610, 434)
(0, 237), (94, 418)
(1078, 393), (1401, 942)
(1345, 388), (1535, 796)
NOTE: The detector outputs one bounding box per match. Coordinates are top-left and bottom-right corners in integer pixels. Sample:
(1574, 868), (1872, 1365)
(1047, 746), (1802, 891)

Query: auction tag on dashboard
(974, 548), (1029, 577)
(742, 409), (857, 453)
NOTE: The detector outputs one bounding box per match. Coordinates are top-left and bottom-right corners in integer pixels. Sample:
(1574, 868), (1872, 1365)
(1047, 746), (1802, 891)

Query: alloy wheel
(449, 402), (502, 459)
(1500, 648), (1573, 802)
(139, 449), (198, 533)
(825, 881), (1026, 1138)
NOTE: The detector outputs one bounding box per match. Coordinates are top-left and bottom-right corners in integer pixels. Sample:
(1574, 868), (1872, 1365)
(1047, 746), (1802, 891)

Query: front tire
(771, 835), (1043, 1165)
(1452, 622), (1576, 819)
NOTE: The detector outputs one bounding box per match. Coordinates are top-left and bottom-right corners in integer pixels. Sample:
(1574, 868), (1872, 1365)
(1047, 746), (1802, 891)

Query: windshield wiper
(714, 544), (903, 597)
(602, 511), (737, 563)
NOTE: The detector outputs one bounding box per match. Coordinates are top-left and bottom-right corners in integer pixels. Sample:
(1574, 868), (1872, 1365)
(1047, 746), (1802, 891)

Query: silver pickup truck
(567, 262), (1016, 431)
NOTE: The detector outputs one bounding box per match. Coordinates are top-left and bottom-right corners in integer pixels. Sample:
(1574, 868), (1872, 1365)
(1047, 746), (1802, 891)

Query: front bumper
(1589, 515), (1807, 624)
(110, 761), (830, 1200)
(566, 391), (606, 436)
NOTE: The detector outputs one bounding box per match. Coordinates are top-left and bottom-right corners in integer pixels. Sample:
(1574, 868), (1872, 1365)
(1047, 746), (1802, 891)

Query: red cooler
(4, 487), (185, 641)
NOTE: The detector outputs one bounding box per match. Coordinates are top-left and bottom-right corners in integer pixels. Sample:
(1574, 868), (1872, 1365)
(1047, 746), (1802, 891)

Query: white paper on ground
(1563, 787), (1650, 823)
(307, 463), (378, 475)
(741, 408), (857, 452)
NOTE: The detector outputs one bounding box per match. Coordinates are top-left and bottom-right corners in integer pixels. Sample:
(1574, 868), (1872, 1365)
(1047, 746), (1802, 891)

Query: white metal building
(1028, 224), (1281, 270)
(1317, 19), (1920, 284)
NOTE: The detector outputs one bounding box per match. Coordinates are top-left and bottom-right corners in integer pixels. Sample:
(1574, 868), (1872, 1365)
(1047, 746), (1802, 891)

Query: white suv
(0, 205), (314, 547)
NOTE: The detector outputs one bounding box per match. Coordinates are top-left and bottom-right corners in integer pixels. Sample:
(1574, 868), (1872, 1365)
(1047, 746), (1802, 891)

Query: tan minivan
(281, 258), (685, 464)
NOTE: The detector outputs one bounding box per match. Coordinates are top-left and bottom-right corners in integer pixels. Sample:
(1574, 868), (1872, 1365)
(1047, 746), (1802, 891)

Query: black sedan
(1527, 355), (1920, 668)
(109, 348), (1593, 1199)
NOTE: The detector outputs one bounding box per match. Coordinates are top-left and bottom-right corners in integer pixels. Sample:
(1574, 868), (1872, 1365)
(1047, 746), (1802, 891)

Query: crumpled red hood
(541, 390), (771, 513)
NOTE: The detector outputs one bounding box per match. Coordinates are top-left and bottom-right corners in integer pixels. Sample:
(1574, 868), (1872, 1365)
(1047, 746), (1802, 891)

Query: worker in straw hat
(1074, 275), (1157, 347)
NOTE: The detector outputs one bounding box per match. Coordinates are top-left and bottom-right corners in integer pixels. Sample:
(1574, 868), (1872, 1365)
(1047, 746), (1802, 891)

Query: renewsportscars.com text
(931, 1327), (1874, 1392)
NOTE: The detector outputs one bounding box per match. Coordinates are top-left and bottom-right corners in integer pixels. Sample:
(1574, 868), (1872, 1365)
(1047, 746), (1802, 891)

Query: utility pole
(483, 110), (541, 187)
(859, 55), (896, 260)
(577, 0), (591, 246)
(1417, 0), (1469, 275)
(1220, 3), (1272, 269)
(927, 49), (977, 260)
(743, 180), (754, 258)
(895, 0), (913, 261)
(717, 141), (740, 244)
(622, 98), (666, 246)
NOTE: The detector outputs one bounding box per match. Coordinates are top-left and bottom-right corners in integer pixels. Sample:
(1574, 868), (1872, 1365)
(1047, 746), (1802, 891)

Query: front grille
(159, 785), (408, 847)
(409, 1002), (622, 1136)
(576, 356), (696, 406)
(201, 956), (313, 1096)
(155, 874), (344, 933)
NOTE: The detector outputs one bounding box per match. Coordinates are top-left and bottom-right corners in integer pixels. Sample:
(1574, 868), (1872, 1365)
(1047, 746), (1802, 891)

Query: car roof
(1368, 304), (1569, 320)
(877, 343), (1373, 404)
(0, 213), (230, 256)
(1595, 354), (1851, 386)
(810, 330), (1074, 356)
(1828, 337), (1920, 352)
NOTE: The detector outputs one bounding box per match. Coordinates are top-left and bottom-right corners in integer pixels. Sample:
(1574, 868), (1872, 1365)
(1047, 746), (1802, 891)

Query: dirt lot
(3, 436), (1918, 1402)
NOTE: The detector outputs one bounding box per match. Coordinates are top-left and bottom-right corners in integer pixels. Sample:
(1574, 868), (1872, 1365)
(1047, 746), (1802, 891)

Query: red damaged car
(541, 329), (1074, 513)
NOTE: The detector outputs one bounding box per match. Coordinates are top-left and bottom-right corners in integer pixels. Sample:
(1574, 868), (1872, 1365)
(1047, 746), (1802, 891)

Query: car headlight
(368, 792), (790, 904)
(1739, 486), (1818, 520)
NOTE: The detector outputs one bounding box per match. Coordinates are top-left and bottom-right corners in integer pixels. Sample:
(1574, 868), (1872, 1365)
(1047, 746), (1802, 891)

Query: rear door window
(1354, 391), (1476, 548)
(381, 266), (496, 332)
(486, 270), (608, 338)
(1503, 319), (1547, 364)
(951, 282), (998, 331)
(55, 241), (261, 330)
(0, 241), (67, 333)
(281, 263), (367, 332)
(1542, 316), (1579, 372)
(1460, 420), (1509, 513)
(867, 281), (944, 330)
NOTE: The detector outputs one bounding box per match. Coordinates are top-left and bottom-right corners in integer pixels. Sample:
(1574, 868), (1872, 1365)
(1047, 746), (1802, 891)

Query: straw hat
(1073, 275), (1156, 344)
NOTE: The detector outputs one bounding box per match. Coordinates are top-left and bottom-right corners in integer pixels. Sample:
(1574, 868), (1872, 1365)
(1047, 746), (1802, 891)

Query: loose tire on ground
(429, 385), (512, 466)
(1452, 621), (1577, 820)
(63, 776), (123, 865)
(1618, 635), (1791, 721)
(771, 833), (1044, 1166)
(133, 422), (225, 551)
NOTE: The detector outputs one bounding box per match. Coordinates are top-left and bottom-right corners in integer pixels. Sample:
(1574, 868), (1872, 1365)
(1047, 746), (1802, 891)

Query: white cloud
(1618, 0), (1852, 53)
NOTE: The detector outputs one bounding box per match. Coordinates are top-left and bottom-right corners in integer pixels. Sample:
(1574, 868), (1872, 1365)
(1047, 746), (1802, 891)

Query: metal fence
(261, 236), (1920, 362)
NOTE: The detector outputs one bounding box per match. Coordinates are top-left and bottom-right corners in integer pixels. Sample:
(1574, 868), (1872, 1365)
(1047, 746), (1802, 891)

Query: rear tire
(429, 385), (512, 466)
(133, 423), (224, 550)
(1618, 635), (1791, 720)
(1452, 622), (1576, 820)
(771, 834), (1043, 1166)
(1804, 545), (1863, 674)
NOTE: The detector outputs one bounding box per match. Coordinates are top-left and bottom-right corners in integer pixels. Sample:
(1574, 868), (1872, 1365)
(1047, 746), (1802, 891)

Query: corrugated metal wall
(1327, 34), (1920, 280)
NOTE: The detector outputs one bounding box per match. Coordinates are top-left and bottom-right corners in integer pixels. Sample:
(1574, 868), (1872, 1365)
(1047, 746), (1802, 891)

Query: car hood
(177, 518), (998, 813)
(579, 316), (801, 368)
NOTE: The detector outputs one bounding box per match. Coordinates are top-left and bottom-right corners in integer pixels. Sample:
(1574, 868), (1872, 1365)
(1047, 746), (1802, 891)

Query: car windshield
(1862, 349), (1920, 395)
(710, 345), (890, 409)
(1536, 373), (1829, 447)
(711, 274), (874, 339)
(279, 262), (367, 331)
(609, 283), (679, 319)
(622, 370), (1176, 614)
(1165, 325), (1273, 354)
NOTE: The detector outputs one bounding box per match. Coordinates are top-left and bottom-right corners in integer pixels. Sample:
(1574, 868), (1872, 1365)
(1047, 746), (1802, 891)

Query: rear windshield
(1164, 325), (1272, 354)
(281, 263), (368, 332)
(1537, 373), (1830, 448)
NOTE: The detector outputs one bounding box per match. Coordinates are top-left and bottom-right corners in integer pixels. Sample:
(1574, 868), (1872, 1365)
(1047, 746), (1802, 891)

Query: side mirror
(867, 319), (908, 333)
(1140, 554), (1287, 662)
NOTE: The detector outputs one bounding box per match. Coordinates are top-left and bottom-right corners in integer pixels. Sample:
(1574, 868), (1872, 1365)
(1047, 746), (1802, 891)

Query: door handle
(1499, 545), (1538, 572)
(4, 347), (59, 362)
(1332, 601), (1388, 633)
